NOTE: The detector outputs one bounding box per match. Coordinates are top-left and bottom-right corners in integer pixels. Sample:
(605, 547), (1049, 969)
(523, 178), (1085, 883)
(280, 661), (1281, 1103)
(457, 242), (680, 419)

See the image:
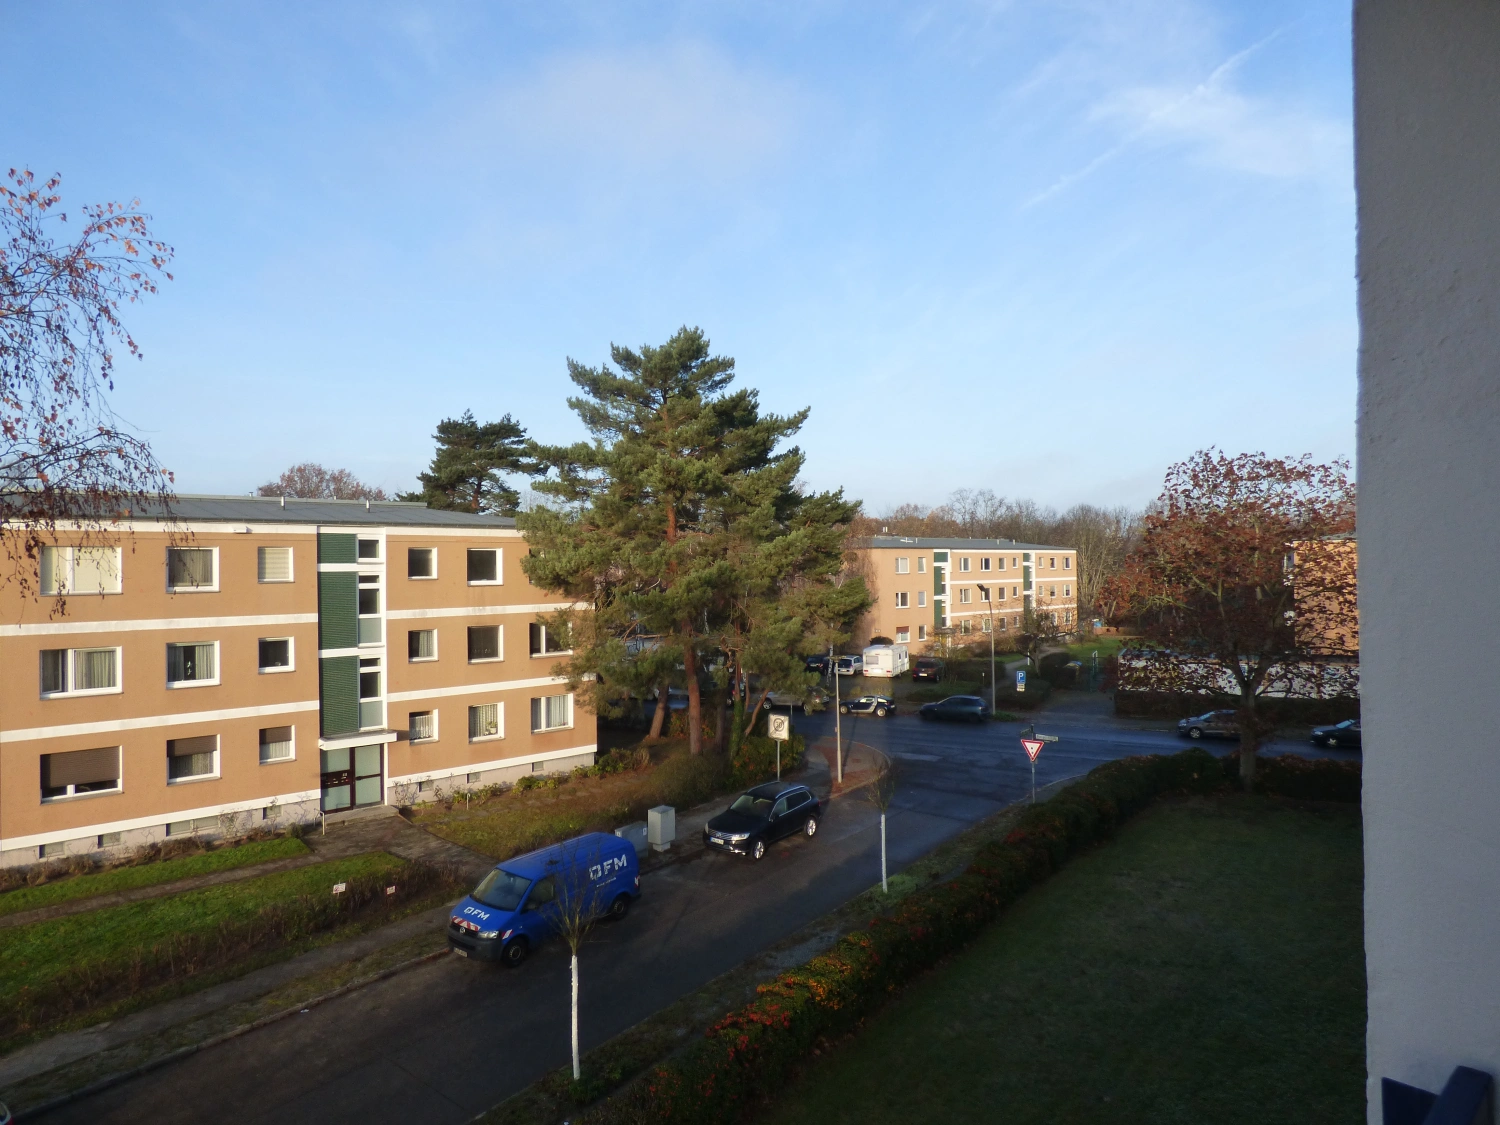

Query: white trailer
(862, 644), (909, 678)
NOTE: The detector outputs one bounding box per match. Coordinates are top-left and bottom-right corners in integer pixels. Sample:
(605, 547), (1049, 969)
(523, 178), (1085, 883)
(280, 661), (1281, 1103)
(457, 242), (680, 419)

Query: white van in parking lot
(861, 644), (909, 678)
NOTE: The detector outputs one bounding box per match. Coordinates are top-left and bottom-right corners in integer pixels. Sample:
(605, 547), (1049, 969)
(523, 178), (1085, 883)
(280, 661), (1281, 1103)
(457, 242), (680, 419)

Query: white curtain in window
(410, 711), (435, 740)
(169, 548), (214, 588)
(75, 648), (117, 690)
(469, 704), (499, 739)
(531, 694), (571, 731)
(73, 548), (121, 594)
(167, 643), (214, 683)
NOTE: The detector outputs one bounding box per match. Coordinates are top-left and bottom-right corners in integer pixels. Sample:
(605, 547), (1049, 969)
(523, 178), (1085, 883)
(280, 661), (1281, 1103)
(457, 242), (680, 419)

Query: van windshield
(472, 869), (531, 911)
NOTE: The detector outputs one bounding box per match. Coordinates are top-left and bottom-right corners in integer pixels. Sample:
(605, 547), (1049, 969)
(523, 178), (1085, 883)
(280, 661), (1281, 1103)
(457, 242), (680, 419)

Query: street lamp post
(830, 642), (842, 785)
(977, 585), (996, 716)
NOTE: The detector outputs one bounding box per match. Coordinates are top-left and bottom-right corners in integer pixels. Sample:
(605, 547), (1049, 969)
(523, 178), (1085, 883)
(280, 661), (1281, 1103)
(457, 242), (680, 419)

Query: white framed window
(981, 617), (992, 633)
(959, 557), (971, 572)
(917, 590), (927, 608)
(895, 627), (910, 644)
(468, 702), (502, 741)
(999, 557), (1007, 570)
(468, 625), (502, 662)
(894, 591), (909, 608)
(407, 547), (436, 579)
(167, 735), (219, 783)
(1012, 586), (1019, 598)
(959, 588), (972, 604)
(259, 725), (294, 764)
(1049, 557), (1057, 569)
(41, 746), (121, 800)
(895, 557), (909, 574)
(357, 538), (381, 561)
(41, 546), (122, 596)
(257, 547), (294, 583)
(917, 557), (927, 574)
(1049, 585), (1057, 598)
(359, 659), (384, 730)
(1064, 584), (1072, 598)
(357, 574), (382, 645)
(40, 647), (121, 697)
(166, 642), (219, 688)
(997, 587), (1007, 601)
(998, 617), (1008, 631)
(166, 547), (217, 592)
(1064, 557), (1072, 570)
(979, 586), (991, 602)
(917, 624), (928, 641)
(258, 637), (294, 673)
(408, 628), (438, 662)
(466, 548), (501, 585)
(409, 710), (438, 742)
(981, 557), (991, 571)
(1064, 610), (1073, 624)
(959, 619), (972, 635)
(531, 694), (573, 733)
(530, 622), (570, 657)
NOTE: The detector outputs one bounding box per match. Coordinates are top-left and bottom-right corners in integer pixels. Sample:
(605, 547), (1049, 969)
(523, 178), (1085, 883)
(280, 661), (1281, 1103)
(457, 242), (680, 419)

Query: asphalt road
(41, 691), (1357, 1124)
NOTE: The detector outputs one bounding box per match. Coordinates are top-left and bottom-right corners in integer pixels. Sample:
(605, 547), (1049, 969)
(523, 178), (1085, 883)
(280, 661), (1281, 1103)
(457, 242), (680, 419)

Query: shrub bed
(580, 748), (1360, 1125)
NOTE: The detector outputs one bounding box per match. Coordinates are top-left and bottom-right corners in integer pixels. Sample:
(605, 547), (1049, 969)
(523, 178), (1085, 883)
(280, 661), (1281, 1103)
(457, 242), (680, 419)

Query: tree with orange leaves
(1099, 450), (1357, 789)
(0, 169), (175, 596)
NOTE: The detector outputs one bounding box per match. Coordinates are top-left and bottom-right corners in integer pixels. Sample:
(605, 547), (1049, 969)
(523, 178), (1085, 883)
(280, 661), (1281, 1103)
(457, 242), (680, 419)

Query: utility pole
(978, 584), (996, 716)
(831, 642), (842, 785)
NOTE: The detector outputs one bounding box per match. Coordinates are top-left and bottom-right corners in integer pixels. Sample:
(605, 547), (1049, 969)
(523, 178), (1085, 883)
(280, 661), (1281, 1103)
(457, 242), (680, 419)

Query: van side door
(518, 876), (559, 941)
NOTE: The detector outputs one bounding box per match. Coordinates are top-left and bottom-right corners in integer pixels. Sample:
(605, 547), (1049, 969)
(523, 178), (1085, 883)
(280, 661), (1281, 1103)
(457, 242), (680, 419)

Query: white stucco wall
(1356, 1), (1500, 1119)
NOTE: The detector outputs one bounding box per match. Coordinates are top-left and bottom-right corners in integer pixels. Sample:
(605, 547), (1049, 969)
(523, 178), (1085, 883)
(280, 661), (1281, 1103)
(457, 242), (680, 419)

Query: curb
(12, 947), (450, 1121)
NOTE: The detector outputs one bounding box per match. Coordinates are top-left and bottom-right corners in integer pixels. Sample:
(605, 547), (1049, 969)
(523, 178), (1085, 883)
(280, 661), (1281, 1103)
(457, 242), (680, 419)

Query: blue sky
(5, 0), (1355, 514)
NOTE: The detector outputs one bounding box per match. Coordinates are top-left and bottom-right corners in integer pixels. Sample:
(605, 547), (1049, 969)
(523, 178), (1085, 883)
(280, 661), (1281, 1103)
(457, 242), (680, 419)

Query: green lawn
(764, 796), (1365, 1125)
(0, 852), (403, 1004)
(1063, 636), (1125, 660)
(0, 836), (309, 920)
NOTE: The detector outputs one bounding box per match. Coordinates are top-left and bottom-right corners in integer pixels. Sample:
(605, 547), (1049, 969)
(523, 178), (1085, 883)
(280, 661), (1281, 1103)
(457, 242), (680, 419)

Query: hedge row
(581, 748), (1360, 1125)
(1114, 690), (1360, 725)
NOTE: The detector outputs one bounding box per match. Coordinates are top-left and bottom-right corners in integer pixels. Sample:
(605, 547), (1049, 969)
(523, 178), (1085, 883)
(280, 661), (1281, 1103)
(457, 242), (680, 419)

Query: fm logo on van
(463, 905), (492, 920)
(589, 855), (628, 880)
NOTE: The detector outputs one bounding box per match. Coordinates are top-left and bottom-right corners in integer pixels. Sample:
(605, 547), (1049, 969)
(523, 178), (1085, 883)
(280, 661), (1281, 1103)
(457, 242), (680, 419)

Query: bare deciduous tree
(864, 758), (900, 894)
(1, 169), (175, 597)
(257, 463), (388, 501)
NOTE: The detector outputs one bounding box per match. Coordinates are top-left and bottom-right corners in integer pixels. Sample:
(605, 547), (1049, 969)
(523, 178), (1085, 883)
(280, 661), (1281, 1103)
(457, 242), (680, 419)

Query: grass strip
(0, 837), (309, 919)
(767, 796), (1364, 1125)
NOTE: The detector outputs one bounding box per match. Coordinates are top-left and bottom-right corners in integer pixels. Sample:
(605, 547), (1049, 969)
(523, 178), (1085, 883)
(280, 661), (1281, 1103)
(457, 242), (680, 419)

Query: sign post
(768, 712), (790, 780)
(1018, 726), (1058, 804)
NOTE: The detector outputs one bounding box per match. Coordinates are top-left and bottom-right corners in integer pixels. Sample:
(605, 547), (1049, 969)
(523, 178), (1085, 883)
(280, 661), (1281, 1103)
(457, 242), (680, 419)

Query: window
(166, 547), (216, 591)
(41, 546), (122, 595)
(981, 617), (992, 633)
(1049, 585), (1057, 598)
(468, 625), (502, 662)
(467, 549), (500, 584)
(99, 832), (121, 848)
(1064, 584), (1072, 597)
(258, 638), (292, 672)
(895, 557), (909, 574)
(357, 574), (382, 644)
(998, 617), (1008, 631)
(531, 694), (573, 732)
(259, 725), (294, 763)
(917, 590), (927, 608)
(894, 591), (909, 608)
(41, 747), (120, 799)
(1064, 610), (1073, 625)
(998, 557), (1007, 570)
(917, 624), (928, 641)
(38, 842), (65, 859)
(167, 642), (218, 687)
(1012, 586), (1019, 598)
(981, 557), (991, 571)
(980, 586), (991, 601)
(896, 627), (910, 644)
(1013, 615), (1021, 627)
(408, 629), (438, 661)
(407, 547), (436, 579)
(917, 557), (927, 574)
(959, 588), (972, 604)
(1064, 557), (1071, 570)
(166, 815), (220, 836)
(40, 647), (120, 696)
(530, 622), (570, 656)
(959, 557), (971, 572)
(960, 619), (972, 635)
(409, 710), (437, 742)
(1049, 557), (1057, 569)
(359, 660), (383, 729)
(357, 538), (381, 561)
(469, 703), (501, 740)
(257, 547), (293, 583)
(167, 735), (218, 782)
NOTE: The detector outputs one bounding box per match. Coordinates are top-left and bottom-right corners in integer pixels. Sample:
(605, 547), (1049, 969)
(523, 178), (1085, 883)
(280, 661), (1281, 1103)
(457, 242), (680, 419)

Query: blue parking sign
(1016, 670), (1026, 692)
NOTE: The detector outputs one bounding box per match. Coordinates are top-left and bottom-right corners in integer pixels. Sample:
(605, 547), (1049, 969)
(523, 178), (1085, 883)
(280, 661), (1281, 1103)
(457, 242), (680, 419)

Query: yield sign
(1021, 739), (1045, 762)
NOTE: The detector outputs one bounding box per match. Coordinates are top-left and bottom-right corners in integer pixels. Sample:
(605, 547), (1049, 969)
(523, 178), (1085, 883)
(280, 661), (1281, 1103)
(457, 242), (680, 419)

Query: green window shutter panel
(320, 656), (359, 737)
(318, 533), (356, 564)
(319, 572), (357, 649)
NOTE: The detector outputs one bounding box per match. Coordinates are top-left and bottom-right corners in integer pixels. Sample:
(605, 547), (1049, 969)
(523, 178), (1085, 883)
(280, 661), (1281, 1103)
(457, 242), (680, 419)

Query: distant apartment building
(849, 536), (1079, 651)
(0, 497), (594, 868)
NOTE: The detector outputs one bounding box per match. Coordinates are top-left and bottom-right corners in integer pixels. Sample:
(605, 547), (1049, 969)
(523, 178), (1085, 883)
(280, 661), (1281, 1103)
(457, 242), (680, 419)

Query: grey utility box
(647, 805), (676, 852)
(614, 822), (649, 857)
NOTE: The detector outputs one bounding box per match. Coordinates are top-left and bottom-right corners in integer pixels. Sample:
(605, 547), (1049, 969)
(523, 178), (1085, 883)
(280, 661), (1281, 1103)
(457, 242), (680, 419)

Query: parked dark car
(838, 695), (895, 718)
(912, 657), (945, 682)
(767, 686), (831, 710)
(1177, 710), (1240, 740)
(919, 694), (991, 723)
(804, 655), (830, 676)
(1311, 719), (1362, 749)
(703, 781), (823, 861)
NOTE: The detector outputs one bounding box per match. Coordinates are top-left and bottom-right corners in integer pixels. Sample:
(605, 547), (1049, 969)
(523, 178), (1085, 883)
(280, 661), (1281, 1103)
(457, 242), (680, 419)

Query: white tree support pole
(570, 953), (580, 1080)
(880, 812), (888, 894)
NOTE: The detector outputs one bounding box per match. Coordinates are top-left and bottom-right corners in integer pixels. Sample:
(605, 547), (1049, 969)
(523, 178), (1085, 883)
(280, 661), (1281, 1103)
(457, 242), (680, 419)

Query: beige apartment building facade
(0, 497), (594, 868)
(850, 536), (1079, 652)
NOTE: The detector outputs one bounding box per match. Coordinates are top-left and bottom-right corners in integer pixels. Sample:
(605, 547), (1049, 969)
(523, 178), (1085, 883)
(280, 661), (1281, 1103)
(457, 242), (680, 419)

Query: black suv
(704, 781), (823, 861)
(918, 695), (990, 723)
(912, 657), (945, 682)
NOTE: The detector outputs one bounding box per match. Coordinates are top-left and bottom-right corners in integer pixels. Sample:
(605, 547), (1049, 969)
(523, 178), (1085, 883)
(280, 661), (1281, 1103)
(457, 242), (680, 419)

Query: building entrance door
(321, 744), (383, 812)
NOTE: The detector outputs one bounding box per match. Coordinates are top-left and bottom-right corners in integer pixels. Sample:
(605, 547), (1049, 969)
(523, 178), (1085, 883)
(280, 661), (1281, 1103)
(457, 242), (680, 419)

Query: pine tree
(401, 411), (533, 515)
(521, 327), (866, 755)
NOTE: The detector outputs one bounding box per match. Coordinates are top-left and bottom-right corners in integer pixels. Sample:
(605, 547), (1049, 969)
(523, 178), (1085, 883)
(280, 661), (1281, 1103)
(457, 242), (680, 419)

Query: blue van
(447, 832), (641, 966)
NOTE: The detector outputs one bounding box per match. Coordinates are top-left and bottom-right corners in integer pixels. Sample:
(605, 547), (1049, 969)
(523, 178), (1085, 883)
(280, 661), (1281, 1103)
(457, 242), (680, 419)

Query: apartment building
(0, 496), (594, 868)
(850, 536), (1079, 651)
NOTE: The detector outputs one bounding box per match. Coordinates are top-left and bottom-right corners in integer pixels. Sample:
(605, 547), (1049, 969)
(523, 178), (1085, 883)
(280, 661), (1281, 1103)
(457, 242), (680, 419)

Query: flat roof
(855, 535), (1072, 552)
(134, 494), (517, 529)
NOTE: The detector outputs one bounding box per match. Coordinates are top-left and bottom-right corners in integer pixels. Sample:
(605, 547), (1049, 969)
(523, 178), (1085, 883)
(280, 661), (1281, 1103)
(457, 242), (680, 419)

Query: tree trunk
(645, 683), (668, 742)
(570, 952), (580, 1080)
(744, 689), (771, 739)
(683, 638), (702, 755)
(1239, 736), (1259, 792)
(713, 690), (727, 754)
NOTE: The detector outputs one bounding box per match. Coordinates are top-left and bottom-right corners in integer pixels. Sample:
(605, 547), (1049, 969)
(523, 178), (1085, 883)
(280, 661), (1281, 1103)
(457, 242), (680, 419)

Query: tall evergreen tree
(401, 411), (533, 515)
(521, 326), (866, 755)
